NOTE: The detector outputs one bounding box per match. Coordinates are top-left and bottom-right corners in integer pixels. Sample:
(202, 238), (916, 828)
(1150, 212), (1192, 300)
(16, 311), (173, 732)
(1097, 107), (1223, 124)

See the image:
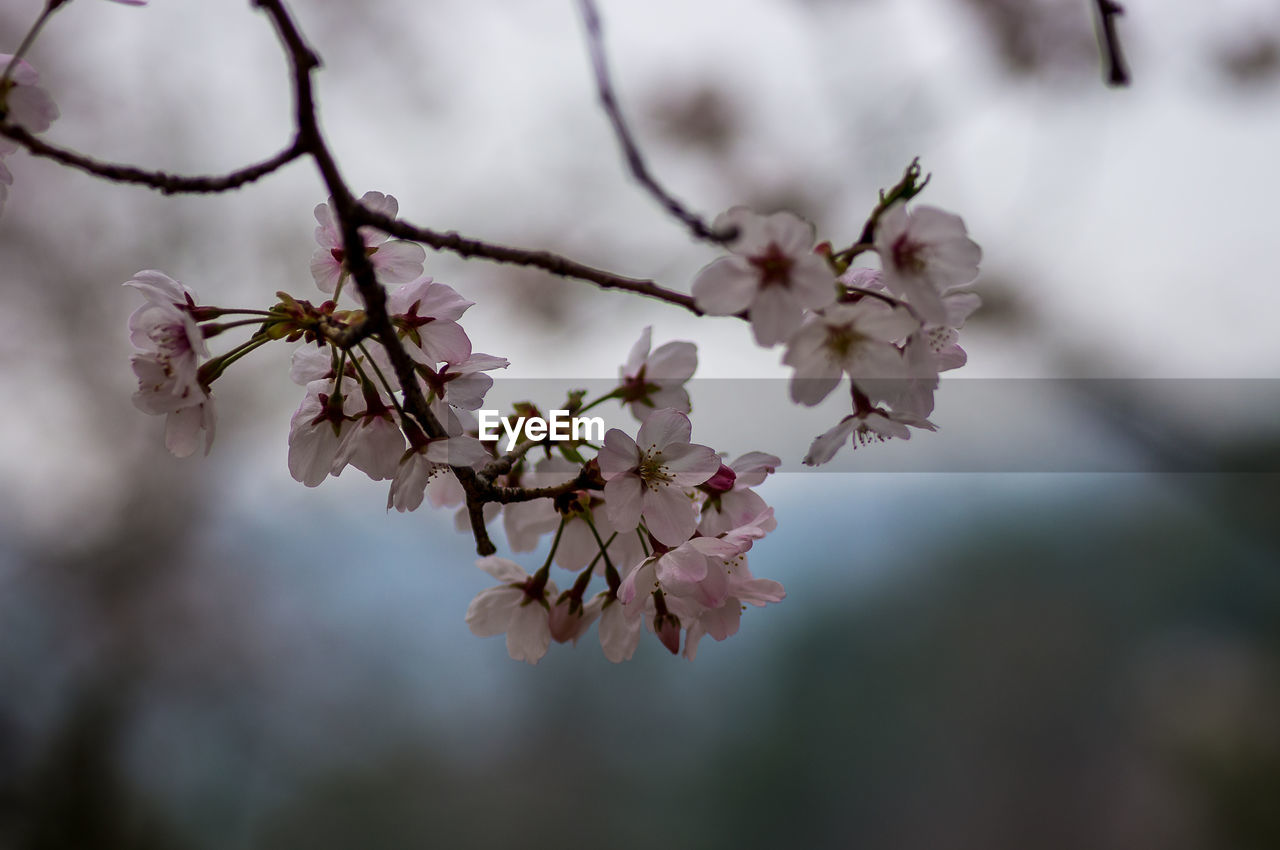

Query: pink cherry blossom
(310, 192), (426, 296)
(595, 594), (643, 662)
(802, 409), (936, 467)
(679, 561), (786, 660)
(465, 557), (557, 665)
(617, 326), (697, 420)
(598, 408), (721, 547)
(124, 271), (216, 457)
(548, 594), (602, 645)
(874, 203), (981, 325)
(698, 452), (780, 537)
(435, 352), (508, 411)
(287, 378), (361, 487)
(691, 207), (837, 347)
(386, 277), (474, 366)
(386, 435), (491, 512)
(782, 301), (919, 406)
(0, 55), (57, 216)
(334, 391), (405, 482)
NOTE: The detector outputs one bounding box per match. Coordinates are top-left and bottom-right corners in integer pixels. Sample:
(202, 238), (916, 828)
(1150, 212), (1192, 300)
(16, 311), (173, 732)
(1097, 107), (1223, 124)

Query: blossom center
(891, 235), (927, 274)
(637, 448), (673, 488)
(823, 325), (868, 360)
(749, 243), (794, 288)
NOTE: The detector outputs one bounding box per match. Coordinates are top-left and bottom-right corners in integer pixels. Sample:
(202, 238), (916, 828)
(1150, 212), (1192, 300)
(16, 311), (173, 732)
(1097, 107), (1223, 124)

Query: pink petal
(598, 429), (641, 479)
(604, 475), (643, 533)
(636, 408), (692, 452)
(691, 256), (757, 315)
(641, 486), (698, 547)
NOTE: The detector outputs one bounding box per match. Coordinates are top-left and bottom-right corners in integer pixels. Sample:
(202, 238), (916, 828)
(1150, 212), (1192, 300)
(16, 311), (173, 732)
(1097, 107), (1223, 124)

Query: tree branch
(0, 122), (303, 194)
(576, 0), (735, 245)
(356, 207), (710, 316)
(1092, 0), (1131, 87)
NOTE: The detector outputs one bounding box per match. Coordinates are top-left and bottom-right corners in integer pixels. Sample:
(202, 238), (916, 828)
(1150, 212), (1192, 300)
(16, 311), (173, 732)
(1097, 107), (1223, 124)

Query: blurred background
(2, 0), (1279, 847)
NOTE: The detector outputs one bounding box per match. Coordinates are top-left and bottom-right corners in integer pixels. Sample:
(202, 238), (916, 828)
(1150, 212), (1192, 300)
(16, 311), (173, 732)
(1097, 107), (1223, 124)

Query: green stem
(533, 517), (568, 582)
(575, 389), (620, 416)
(355, 341), (410, 424)
(199, 334), (271, 386)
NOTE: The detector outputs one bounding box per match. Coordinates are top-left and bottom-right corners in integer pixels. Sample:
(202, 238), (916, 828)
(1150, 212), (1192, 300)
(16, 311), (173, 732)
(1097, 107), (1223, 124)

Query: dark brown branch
(363, 208), (723, 316)
(254, 0), (505, 554)
(357, 206), (709, 315)
(1092, 0), (1131, 87)
(576, 0), (734, 245)
(0, 122), (303, 194)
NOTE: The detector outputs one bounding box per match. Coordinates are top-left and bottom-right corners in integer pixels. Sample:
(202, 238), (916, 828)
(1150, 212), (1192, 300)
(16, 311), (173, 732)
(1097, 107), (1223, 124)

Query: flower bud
(701, 463), (737, 494)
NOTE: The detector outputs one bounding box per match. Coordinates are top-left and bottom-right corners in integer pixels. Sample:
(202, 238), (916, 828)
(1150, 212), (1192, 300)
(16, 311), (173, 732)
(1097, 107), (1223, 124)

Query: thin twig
(356, 206), (707, 315)
(1093, 0), (1131, 87)
(576, 0), (735, 245)
(0, 123), (304, 195)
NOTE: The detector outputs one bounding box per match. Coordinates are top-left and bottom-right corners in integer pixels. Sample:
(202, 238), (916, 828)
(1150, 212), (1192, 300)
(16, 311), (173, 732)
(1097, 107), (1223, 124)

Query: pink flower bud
(702, 463), (737, 493)
(656, 616), (681, 655)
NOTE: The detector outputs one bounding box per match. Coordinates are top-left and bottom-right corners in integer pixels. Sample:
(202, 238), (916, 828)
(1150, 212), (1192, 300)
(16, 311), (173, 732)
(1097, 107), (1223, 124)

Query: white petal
(803, 417), (858, 467)
(748, 285), (802, 347)
(621, 326), (652, 376)
(660, 442), (722, 486)
(691, 256), (757, 315)
(372, 240), (427, 284)
(465, 586), (522, 636)
(476, 555), (528, 583)
(598, 429), (640, 479)
(641, 486), (698, 547)
(506, 602), (552, 665)
(604, 475), (643, 532)
(636, 408), (692, 452)
(646, 341), (698, 381)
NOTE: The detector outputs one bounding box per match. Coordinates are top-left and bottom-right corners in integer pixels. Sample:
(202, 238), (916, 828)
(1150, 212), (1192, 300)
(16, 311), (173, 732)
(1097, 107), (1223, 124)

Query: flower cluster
(118, 167), (981, 664)
(690, 186), (981, 466)
(466, 406), (785, 664)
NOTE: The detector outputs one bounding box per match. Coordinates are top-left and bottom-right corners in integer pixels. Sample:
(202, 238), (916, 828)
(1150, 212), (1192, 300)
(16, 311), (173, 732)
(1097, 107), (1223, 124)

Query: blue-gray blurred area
(2, 0), (1280, 848)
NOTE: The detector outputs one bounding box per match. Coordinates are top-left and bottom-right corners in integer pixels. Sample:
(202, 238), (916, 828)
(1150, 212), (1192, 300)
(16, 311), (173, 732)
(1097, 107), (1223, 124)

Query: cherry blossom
(698, 451), (780, 537)
(386, 435), (490, 512)
(310, 192), (426, 296)
(287, 377), (361, 487)
(598, 408), (721, 546)
(595, 594), (643, 662)
(387, 277), (474, 366)
(679, 562), (786, 660)
(125, 271), (216, 457)
(433, 352), (508, 412)
(691, 207), (837, 347)
(803, 408), (936, 467)
(617, 326), (697, 420)
(874, 203), (981, 325)
(465, 557), (557, 665)
(782, 301), (919, 406)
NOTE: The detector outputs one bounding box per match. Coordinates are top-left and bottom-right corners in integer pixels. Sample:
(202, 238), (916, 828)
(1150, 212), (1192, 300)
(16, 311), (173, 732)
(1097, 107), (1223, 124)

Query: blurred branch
(0, 122), (304, 194)
(576, 0), (736, 245)
(1092, 0), (1131, 87)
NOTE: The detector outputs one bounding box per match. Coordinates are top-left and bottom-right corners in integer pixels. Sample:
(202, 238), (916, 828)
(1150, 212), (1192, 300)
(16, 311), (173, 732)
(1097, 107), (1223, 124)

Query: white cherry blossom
(691, 207), (837, 347)
(874, 203), (981, 325)
(465, 557), (556, 665)
(617, 326), (697, 420)
(310, 192), (426, 296)
(598, 408), (721, 547)
(782, 301), (918, 406)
